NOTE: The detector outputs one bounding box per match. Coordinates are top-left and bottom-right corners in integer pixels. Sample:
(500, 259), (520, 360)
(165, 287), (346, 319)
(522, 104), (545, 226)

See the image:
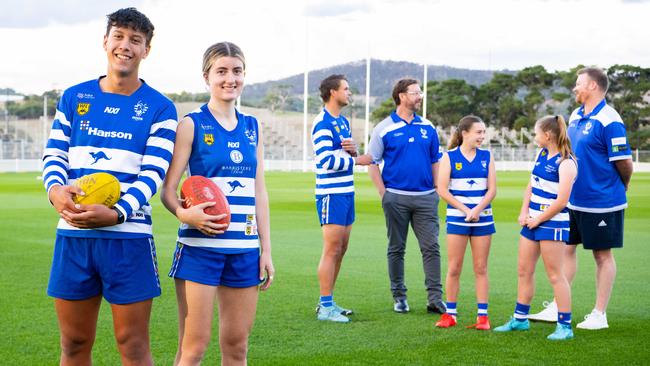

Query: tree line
(371, 65), (650, 149)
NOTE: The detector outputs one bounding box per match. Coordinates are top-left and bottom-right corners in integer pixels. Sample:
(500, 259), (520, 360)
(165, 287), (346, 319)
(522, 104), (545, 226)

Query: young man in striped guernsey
(435, 116), (496, 330)
(368, 78), (446, 315)
(161, 42), (274, 364)
(312, 74), (373, 323)
(495, 115), (577, 341)
(42, 8), (177, 364)
(529, 68), (633, 330)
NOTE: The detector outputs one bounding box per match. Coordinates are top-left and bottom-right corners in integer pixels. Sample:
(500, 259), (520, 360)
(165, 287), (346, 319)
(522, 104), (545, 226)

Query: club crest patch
(77, 103), (90, 116)
(203, 133), (214, 146)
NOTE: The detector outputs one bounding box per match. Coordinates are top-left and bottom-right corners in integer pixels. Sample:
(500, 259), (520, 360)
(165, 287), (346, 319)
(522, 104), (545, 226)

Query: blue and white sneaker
(315, 303), (354, 316)
(547, 323), (574, 340)
(317, 306), (350, 323)
(333, 302), (353, 316)
(493, 317), (530, 332)
(393, 299), (410, 313)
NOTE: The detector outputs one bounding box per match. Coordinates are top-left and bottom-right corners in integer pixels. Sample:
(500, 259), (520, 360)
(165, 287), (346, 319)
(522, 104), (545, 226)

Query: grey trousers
(382, 190), (442, 304)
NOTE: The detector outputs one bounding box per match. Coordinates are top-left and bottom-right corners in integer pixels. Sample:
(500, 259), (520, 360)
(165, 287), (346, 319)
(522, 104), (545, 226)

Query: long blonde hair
(536, 115), (574, 160)
(448, 115), (484, 149)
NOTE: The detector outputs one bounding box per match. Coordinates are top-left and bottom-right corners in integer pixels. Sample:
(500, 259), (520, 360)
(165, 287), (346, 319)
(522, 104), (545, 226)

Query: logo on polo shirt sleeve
(611, 137), (628, 152)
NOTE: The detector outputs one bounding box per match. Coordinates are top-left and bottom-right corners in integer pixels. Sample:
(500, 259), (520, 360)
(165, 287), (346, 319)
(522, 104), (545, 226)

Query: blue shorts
(568, 209), (624, 249)
(168, 243), (261, 288)
(315, 194), (355, 226)
(48, 235), (161, 304)
(520, 226), (569, 242)
(447, 223), (496, 236)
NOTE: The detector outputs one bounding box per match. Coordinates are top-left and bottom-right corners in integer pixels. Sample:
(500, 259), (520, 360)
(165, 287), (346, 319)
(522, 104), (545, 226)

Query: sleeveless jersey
(528, 148), (573, 229)
(445, 148), (494, 226)
(177, 105), (259, 252)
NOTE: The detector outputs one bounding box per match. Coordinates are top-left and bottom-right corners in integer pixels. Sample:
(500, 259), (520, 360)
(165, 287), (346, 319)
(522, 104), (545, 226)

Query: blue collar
(390, 110), (422, 124)
(578, 99), (606, 119)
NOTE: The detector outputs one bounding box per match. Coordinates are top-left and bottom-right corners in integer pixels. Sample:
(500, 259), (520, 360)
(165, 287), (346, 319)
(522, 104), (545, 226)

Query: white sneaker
(527, 300), (558, 322)
(576, 309), (609, 330)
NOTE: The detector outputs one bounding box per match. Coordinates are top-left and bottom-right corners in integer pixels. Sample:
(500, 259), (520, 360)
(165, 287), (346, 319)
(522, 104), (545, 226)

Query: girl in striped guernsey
(161, 42), (274, 364)
(494, 115), (578, 341)
(436, 115), (496, 330)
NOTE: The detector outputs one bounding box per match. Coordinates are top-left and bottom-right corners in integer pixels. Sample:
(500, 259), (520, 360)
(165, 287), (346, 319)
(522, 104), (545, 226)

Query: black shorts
(568, 209), (624, 250)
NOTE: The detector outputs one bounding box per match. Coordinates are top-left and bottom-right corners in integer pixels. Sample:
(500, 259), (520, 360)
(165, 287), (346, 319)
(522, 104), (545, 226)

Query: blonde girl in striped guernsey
(494, 115), (577, 341)
(435, 115), (496, 330)
(160, 42), (274, 365)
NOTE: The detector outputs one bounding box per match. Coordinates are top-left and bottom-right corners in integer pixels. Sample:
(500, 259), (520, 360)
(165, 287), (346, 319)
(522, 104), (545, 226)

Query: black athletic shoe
(427, 302), (446, 314)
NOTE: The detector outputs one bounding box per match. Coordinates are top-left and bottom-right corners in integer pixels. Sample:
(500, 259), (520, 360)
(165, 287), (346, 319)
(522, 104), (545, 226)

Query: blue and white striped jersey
(445, 148), (494, 227)
(311, 108), (354, 197)
(528, 148), (574, 229)
(177, 105), (259, 252)
(42, 77), (177, 239)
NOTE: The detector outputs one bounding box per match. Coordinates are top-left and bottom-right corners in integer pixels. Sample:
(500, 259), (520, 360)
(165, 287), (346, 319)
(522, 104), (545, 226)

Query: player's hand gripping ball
(180, 176), (231, 226)
(72, 172), (121, 207)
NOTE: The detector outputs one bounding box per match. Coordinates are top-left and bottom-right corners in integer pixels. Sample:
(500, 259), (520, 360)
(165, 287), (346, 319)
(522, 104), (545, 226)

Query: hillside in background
(244, 59), (512, 105)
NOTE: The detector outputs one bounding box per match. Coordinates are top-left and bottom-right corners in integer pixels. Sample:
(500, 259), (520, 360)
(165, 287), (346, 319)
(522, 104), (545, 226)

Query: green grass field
(1, 171), (649, 365)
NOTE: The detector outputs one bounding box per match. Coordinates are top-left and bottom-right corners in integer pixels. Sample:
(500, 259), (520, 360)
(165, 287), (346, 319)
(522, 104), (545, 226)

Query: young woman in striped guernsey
(161, 42), (274, 365)
(435, 115), (496, 330)
(494, 115), (578, 341)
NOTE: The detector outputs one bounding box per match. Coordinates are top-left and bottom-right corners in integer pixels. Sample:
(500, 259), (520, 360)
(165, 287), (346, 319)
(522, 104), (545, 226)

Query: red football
(180, 176), (231, 226)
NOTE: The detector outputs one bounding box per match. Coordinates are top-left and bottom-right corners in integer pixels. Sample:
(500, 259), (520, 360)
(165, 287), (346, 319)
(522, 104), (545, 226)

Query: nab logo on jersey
(104, 107), (120, 114)
(228, 141), (240, 149)
(227, 180), (246, 193)
(89, 151), (112, 165)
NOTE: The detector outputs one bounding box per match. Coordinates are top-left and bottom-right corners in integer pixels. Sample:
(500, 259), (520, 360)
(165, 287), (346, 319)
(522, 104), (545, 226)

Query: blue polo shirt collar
(390, 110), (422, 124)
(577, 99), (607, 119)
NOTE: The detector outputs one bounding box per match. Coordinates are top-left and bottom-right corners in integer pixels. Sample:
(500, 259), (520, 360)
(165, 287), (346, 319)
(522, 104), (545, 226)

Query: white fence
(3, 158), (650, 174)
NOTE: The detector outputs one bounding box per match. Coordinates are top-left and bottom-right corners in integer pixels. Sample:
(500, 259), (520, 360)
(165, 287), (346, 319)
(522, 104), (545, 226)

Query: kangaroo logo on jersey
(455, 162), (462, 170)
(132, 100), (149, 121)
(203, 133), (214, 146)
(481, 160), (487, 169)
(89, 151), (112, 165)
(227, 180), (246, 193)
(420, 128), (428, 139)
(230, 150), (244, 164)
(583, 121), (593, 135)
(466, 179), (476, 187)
(76, 103), (90, 116)
(533, 176), (541, 185)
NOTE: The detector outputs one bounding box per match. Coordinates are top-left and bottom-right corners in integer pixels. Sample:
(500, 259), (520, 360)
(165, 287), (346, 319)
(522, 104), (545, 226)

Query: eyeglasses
(404, 91), (424, 97)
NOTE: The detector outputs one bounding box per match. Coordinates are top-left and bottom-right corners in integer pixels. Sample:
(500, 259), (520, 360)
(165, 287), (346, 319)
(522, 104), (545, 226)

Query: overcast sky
(1, 0), (649, 95)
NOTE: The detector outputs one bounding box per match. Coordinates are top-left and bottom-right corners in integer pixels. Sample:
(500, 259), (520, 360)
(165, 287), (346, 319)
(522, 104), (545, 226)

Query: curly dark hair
(106, 8), (155, 46)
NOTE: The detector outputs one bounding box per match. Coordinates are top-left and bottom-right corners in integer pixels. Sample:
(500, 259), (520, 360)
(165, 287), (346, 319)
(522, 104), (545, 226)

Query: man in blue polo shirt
(528, 67), (633, 329)
(368, 78), (445, 314)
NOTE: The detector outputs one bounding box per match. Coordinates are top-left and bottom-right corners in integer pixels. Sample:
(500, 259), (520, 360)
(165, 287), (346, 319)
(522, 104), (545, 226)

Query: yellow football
(72, 172), (121, 207)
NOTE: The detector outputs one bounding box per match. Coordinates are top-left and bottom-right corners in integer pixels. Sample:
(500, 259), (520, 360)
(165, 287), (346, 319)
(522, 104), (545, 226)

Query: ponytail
(535, 115), (574, 160)
(448, 115), (484, 149)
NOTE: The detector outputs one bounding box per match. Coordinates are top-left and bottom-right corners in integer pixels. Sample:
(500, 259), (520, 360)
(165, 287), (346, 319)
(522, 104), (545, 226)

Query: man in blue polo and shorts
(42, 8), (177, 364)
(311, 74), (372, 322)
(528, 67), (633, 330)
(368, 78), (446, 315)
